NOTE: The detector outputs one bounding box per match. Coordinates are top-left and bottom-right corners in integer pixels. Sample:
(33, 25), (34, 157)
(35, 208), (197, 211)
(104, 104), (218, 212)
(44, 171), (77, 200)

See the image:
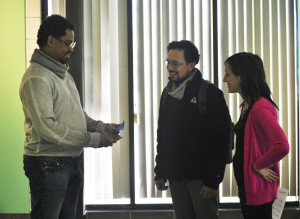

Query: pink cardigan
(244, 97), (289, 205)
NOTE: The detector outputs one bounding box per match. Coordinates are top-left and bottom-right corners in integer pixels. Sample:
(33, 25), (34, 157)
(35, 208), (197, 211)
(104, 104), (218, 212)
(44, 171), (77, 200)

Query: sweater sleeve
(252, 105), (289, 170)
(84, 112), (107, 134)
(20, 76), (100, 148)
(203, 86), (230, 189)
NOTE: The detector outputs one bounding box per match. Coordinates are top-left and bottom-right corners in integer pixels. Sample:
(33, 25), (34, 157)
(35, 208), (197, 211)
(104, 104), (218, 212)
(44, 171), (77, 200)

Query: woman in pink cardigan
(223, 52), (289, 219)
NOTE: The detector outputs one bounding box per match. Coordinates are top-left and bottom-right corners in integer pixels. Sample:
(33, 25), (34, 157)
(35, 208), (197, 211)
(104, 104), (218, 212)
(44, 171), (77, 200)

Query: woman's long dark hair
(224, 52), (278, 109)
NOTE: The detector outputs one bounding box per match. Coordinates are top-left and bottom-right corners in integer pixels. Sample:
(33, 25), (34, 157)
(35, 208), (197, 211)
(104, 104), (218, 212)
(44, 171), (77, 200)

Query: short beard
(60, 58), (69, 64)
(169, 70), (192, 84)
(60, 52), (71, 64)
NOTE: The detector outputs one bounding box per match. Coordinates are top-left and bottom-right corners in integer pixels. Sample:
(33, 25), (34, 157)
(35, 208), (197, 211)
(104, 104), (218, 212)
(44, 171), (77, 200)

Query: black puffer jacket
(154, 69), (230, 189)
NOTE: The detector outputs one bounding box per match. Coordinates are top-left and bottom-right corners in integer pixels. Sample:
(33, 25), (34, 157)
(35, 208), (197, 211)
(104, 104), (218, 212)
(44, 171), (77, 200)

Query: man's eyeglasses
(55, 38), (76, 49)
(164, 60), (186, 68)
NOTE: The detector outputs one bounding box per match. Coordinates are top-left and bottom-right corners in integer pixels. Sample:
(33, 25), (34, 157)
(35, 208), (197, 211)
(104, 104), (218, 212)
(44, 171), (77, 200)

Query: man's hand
(104, 123), (123, 141)
(99, 134), (116, 148)
(199, 185), (218, 199)
(105, 123), (121, 135)
(253, 162), (279, 182)
(155, 179), (169, 191)
(104, 123), (123, 140)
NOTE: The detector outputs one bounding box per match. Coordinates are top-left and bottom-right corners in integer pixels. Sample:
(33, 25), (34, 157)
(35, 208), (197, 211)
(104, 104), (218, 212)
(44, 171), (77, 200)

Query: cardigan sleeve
(252, 104), (289, 170)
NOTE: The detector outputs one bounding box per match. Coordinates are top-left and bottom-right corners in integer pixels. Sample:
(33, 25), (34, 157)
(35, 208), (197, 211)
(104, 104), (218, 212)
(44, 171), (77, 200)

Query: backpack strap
(197, 79), (234, 164)
(198, 79), (212, 115)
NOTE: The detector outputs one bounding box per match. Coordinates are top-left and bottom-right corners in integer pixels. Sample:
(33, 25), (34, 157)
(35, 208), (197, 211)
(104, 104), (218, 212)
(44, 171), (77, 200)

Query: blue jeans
(23, 155), (83, 219)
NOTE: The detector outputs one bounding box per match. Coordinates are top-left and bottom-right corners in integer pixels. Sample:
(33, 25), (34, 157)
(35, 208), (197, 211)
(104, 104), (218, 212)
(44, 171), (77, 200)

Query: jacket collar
(166, 68), (202, 100)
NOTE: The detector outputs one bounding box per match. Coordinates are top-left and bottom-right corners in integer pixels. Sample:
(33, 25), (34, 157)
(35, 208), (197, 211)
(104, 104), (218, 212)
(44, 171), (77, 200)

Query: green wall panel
(0, 0), (30, 213)
(298, 0), (300, 206)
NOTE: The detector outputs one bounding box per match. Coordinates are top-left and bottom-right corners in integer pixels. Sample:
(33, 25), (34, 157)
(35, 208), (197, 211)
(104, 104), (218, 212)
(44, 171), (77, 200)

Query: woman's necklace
(240, 102), (249, 119)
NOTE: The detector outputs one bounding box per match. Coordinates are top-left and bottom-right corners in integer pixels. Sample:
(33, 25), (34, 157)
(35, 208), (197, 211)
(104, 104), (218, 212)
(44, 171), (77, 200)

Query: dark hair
(37, 14), (75, 48)
(224, 52), (278, 109)
(167, 40), (200, 64)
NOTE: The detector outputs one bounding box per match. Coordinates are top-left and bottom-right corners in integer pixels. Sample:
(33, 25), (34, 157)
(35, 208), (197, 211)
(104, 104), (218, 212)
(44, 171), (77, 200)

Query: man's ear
(47, 35), (55, 48)
(188, 62), (196, 70)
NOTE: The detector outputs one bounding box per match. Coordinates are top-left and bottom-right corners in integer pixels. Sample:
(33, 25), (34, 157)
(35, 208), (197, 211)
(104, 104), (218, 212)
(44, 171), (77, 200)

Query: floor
(0, 207), (300, 218)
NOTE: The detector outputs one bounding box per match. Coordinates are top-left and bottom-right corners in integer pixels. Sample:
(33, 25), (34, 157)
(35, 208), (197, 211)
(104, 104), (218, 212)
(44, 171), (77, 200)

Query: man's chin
(60, 57), (70, 64)
(169, 74), (179, 82)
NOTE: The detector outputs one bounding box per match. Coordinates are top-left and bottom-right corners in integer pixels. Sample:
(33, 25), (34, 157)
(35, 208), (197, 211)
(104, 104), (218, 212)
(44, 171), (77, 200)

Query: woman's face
(223, 64), (242, 94)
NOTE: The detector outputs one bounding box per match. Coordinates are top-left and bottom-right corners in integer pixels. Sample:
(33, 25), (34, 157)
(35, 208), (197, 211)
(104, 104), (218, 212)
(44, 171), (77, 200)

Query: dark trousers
(169, 179), (219, 219)
(239, 187), (274, 219)
(23, 155), (83, 219)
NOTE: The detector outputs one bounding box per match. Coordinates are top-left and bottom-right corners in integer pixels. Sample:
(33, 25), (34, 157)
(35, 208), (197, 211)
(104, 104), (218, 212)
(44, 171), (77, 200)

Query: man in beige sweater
(19, 15), (121, 219)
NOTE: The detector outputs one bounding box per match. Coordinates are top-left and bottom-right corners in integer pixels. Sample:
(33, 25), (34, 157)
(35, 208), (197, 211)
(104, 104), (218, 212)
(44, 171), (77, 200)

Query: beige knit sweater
(19, 49), (106, 157)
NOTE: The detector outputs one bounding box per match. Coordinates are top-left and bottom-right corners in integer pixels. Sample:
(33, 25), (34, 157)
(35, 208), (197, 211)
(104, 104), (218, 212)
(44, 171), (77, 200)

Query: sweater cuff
(96, 122), (107, 134)
(87, 132), (100, 148)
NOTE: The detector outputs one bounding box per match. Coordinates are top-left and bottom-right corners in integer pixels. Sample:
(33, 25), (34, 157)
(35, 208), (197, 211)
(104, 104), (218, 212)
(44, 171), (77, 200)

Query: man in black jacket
(154, 40), (230, 219)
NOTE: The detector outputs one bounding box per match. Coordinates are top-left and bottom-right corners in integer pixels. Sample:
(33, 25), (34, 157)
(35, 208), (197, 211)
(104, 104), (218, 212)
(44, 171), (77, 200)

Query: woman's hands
(253, 162), (279, 182)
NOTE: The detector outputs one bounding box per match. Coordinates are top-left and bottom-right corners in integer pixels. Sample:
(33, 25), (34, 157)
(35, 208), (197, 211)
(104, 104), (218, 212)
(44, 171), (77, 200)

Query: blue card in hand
(118, 121), (125, 130)
(107, 121), (125, 134)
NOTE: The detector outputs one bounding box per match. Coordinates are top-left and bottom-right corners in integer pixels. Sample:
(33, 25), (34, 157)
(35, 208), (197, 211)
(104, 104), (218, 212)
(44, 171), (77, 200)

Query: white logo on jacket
(190, 97), (197, 103)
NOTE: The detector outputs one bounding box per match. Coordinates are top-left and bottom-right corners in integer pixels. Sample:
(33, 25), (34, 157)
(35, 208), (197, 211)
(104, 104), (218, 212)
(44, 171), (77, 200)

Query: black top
(154, 69), (231, 189)
(233, 103), (253, 188)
